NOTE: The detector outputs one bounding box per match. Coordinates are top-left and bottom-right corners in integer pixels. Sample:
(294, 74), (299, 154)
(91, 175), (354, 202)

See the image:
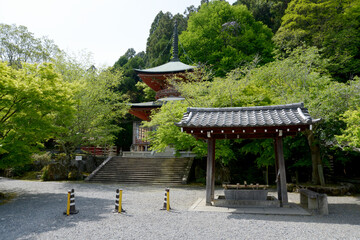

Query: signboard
(75, 155), (82, 161)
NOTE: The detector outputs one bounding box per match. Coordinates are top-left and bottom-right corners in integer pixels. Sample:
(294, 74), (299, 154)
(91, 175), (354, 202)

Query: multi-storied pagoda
(128, 22), (195, 152)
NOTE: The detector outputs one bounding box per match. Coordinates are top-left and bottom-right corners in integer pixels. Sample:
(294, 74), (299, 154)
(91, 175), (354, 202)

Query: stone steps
(87, 156), (193, 185)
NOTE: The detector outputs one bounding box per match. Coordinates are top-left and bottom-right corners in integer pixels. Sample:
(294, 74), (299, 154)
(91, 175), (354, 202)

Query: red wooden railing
(81, 146), (116, 156)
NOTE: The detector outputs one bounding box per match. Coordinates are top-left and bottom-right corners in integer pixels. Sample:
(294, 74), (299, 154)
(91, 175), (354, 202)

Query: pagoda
(128, 21), (195, 151)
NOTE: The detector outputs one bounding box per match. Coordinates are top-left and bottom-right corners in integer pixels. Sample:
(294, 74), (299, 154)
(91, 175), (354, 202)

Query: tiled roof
(176, 103), (319, 128)
(135, 61), (195, 74)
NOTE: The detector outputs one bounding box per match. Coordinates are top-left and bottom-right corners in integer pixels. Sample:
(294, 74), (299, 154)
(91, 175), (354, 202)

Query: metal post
(66, 190), (70, 216)
(119, 190), (123, 213)
(115, 189), (125, 213)
(166, 189), (170, 211)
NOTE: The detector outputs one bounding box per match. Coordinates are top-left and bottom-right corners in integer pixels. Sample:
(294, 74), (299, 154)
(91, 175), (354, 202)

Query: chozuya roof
(176, 103), (320, 128)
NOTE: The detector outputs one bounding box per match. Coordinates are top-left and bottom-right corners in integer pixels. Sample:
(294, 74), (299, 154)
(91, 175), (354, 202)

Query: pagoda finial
(171, 19), (179, 62)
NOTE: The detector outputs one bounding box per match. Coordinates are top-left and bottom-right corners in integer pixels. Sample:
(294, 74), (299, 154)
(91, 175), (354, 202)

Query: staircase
(86, 156), (193, 185)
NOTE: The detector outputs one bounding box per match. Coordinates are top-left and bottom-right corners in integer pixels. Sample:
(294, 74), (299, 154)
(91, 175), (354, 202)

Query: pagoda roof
(128, 101), (163, 108)
(128, 97), (185, 121)
(129, 97), (185, 108)
(135, 61), (195, 74)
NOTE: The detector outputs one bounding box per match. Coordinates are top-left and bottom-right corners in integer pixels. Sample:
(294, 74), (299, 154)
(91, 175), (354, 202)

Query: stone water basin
(224, 189), (269, 201)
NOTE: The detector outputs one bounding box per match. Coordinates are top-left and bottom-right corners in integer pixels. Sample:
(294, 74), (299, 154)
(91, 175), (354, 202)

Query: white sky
(0, 0), (236, 67)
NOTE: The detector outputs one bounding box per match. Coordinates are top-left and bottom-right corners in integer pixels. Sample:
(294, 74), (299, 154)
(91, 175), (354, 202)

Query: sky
(0, 0), (236, 67)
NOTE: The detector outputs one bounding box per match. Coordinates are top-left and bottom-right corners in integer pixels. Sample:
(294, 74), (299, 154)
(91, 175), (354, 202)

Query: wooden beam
(206, 139), (215, 206)
(275, 137), (288, 206)
(183, 125), (311, 139)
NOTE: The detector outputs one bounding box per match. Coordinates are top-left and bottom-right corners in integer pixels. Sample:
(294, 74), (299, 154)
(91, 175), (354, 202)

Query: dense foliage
(274, 0), (360, 81)
(179, 1), (274, 76)
(0, 62), (74, 168)
(53, 52), (128, 162)
(234, 0), (291, 33)
(0, 24), (126, 169)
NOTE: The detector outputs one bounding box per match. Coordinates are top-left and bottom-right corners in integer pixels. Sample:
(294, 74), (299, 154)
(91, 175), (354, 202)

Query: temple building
(128, 21), (195, 152)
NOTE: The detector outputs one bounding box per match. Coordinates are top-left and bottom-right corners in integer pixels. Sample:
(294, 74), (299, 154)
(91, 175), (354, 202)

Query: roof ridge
(187, 103), (304, 112)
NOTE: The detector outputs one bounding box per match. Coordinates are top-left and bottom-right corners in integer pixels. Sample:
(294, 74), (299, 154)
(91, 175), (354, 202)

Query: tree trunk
(305, 130), (325, 186)
(61, 142), (75, 170)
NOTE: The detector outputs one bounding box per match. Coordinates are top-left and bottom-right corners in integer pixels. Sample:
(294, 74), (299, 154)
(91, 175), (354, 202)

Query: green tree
(0, 24), (59, 68)
(337, 110), (360, 149)
(335, 77), (360, 148)
(274, 0), (360, 81)
(146, 12), (188, 67)
(234, 0), (291, 33)
(0, 61), (74, 168)
(245, 46), (360, 184)
(113, 49), (148, 103)
(53, 52), (128, 162)
(179, 0), (274, 76)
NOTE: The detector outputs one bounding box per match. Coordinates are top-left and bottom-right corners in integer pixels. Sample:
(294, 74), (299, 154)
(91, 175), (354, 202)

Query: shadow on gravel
(227, 203), (360, 226)
(0, 192), (114, 239)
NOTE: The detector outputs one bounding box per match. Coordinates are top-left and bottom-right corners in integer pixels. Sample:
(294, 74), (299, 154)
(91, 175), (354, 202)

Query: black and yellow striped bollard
(161, 188), (170, 211)
(64, 189), (79, 215)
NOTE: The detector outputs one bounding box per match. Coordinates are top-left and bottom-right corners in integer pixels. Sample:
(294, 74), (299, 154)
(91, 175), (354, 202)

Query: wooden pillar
(211, 141), (215, 201)
(274, 137), (288, 206)
(206, 139), (216, 206)
(273, 139), (281, 202)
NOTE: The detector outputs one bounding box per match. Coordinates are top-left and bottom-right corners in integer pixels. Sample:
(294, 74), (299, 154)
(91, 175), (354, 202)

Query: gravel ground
(1, 177), (360, 240)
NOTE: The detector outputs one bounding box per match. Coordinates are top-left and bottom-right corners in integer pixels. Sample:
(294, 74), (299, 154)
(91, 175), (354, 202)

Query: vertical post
(206, 139), (215, 206)
(211, 141), (216, 201)
(275, 137), (288, 206)
(118, 189), (123, 213)
(166, 189), (170, 211)
(66, 190), (71, 216)
(133, 122), (137, 149)
(273, 139), (282, 202)
(115, 189), (125, 213)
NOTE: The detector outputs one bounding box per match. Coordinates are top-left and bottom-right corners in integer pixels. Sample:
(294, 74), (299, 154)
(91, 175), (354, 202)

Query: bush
(5, 164), (35, 178)
(41, 163), (67, 181)
(21, 171), (41, 180)
(31, 152), (52, 170)
(67, 166), (82, 180)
